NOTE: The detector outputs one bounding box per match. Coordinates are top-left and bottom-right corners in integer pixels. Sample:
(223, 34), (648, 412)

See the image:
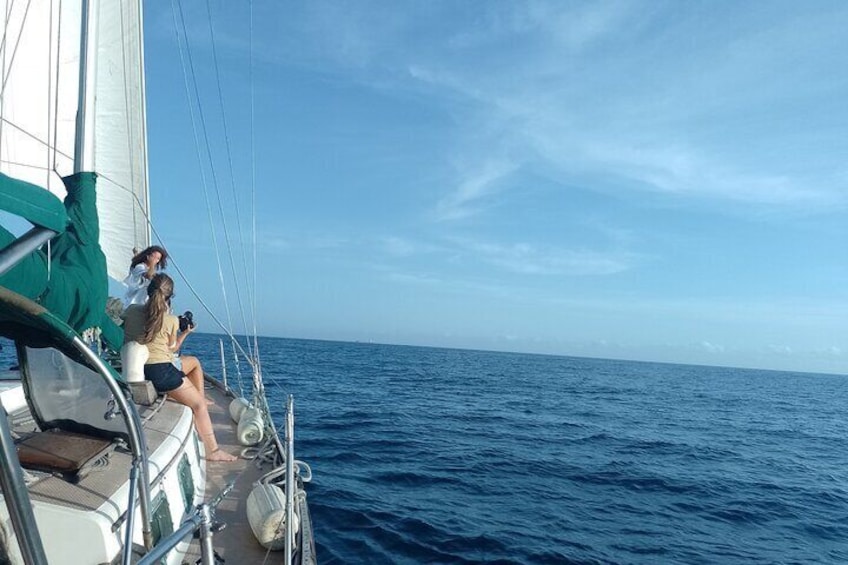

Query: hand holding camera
(178, 311), (195, 333)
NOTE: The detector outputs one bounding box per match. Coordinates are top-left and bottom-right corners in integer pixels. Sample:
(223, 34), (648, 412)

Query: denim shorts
(144, 362), (185, 393)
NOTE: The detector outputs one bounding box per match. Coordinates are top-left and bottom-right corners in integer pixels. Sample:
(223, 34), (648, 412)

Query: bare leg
(181, 355), (214, 405)
(168, 381), (237, 462)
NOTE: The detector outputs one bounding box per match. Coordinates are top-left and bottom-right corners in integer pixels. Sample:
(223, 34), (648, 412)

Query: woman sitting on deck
(123, 273), (236, 462)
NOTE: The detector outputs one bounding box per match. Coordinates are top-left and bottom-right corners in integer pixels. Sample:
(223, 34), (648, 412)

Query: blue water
(8, 334), (846, 563)
(181, 335), (848, 564)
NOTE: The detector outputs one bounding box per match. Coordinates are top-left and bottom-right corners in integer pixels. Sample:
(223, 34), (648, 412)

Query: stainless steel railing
(285, 394), (295, 564)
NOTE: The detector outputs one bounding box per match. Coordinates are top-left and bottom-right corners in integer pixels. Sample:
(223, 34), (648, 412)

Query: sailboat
(0, 1), (314, 563)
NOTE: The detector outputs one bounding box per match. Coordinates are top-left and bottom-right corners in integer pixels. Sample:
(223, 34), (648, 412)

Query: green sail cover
(0, 172), (123, 350)
(39, 173), (109, 334)
(0, 174), (59, 298)
(0, 172), (69, 232)
(0, 225), (49, 299)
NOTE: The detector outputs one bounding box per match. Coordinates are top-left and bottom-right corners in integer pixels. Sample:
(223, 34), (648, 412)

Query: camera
(178, 311), (195, 332)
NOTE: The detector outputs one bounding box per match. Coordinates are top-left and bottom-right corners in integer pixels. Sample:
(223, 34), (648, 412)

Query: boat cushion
(16, 429), (115, 483)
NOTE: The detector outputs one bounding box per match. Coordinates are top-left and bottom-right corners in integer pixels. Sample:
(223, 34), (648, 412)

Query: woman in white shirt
(122, 245), (168, 307)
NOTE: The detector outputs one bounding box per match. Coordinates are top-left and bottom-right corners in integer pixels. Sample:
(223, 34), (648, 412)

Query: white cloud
(261, 232), (350, 252)
(700, 341), (725, 354)
(167, 2), (848, 216)
(448, 1), (636, 52)
(449, 237), (634, 276)
(826, 346), (843, 357)
(577, 139), (840, 207)
(404, 3), (848, 214)
(768, 344), (794, 355)
(433, 159), (517, 221)
(381, 237), (416, 257)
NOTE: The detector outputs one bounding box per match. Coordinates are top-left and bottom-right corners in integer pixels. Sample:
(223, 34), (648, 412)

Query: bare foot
(206, 449), (237, 462)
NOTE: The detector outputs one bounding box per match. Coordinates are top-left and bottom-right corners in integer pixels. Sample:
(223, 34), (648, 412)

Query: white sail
(0, 0), (149, 281)
(0, 2), (80, 192)
(92, 0), (150, 280)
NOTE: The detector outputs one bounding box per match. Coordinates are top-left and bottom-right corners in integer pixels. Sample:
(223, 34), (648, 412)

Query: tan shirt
(121, 306), (178, 364)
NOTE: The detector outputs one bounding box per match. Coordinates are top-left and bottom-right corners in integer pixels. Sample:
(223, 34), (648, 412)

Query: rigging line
(0, 0), (16, 57)
(124, 188), (258, 369)
(149, 3), (260, 391)
(0, 161), (142, 201)
(173, 0), (236, 338)
(0, 158), (60, 171)
(0, 0), (15, 56)
(0, 1), (8, 154)
(46, 0), (52, 191)
(230, 341), (245, 399)
(152, 233), (257, 371)
(171, 0), (240, 368)
(199, 0), (254, 362)
(178, 0), (252, 365)
(51, 0), (62, 175)
(0, 0), (32, 97)
(96, 167), (258, 370)
(0, 0), (16, 121)
(0, 0), (21, 164)
(249, 0), (259, 350)
(0, 116), (74, 159)
(205, 0), (257, 361)
(0, 0), (11, 64)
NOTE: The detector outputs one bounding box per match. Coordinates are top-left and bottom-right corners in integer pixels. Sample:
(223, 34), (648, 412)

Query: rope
(171, 0), (238, 332)
(0, 0), (9, 154)
(242, 1), (283, 401)
(0, 1), (66, 184)
(139, 5), (280, 470)
(173, 0), (258, 396)
(0, 0), (32, 97)
(0, 158), (60, 171)
(46, 0), (53, 191)
(249, 0), (259, 350)
(231, 339), (245, 399)
(95, 164), (260, 370)
(0, 1), (264, 387)
(204, 0), (256, 361)
(170, 0), (239, 363)
(51, 0), (63, 176)
(160, 247), (257, 370)
(0, 0), (16, 61)
(0, 116), (74, 160)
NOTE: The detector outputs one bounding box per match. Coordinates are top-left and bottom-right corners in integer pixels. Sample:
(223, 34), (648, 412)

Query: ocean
(186, 334), (848, 564)
(3, 334), (845, 563)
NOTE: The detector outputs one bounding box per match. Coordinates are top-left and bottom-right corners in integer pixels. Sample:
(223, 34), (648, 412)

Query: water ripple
(189, 335), (848, 564)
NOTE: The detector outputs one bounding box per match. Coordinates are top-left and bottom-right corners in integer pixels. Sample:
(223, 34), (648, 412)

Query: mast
(72, 0), (155, 553)
(74, 0), (97, 172)
(136, 0), (152, 245)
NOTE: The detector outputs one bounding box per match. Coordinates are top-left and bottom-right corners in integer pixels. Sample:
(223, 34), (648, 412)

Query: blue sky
(140, 1), (848, 374)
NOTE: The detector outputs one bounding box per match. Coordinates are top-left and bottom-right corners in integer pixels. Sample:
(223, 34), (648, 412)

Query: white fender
(228, 397), (251, 423)
(237, 407), (264, 446)
(246, 483), (299, 550)
(120, 341), (149, 383)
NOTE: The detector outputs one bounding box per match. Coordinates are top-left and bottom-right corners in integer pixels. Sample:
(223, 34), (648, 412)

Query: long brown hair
(130, 245), (169, 270)
(140, 273), (174, 344)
